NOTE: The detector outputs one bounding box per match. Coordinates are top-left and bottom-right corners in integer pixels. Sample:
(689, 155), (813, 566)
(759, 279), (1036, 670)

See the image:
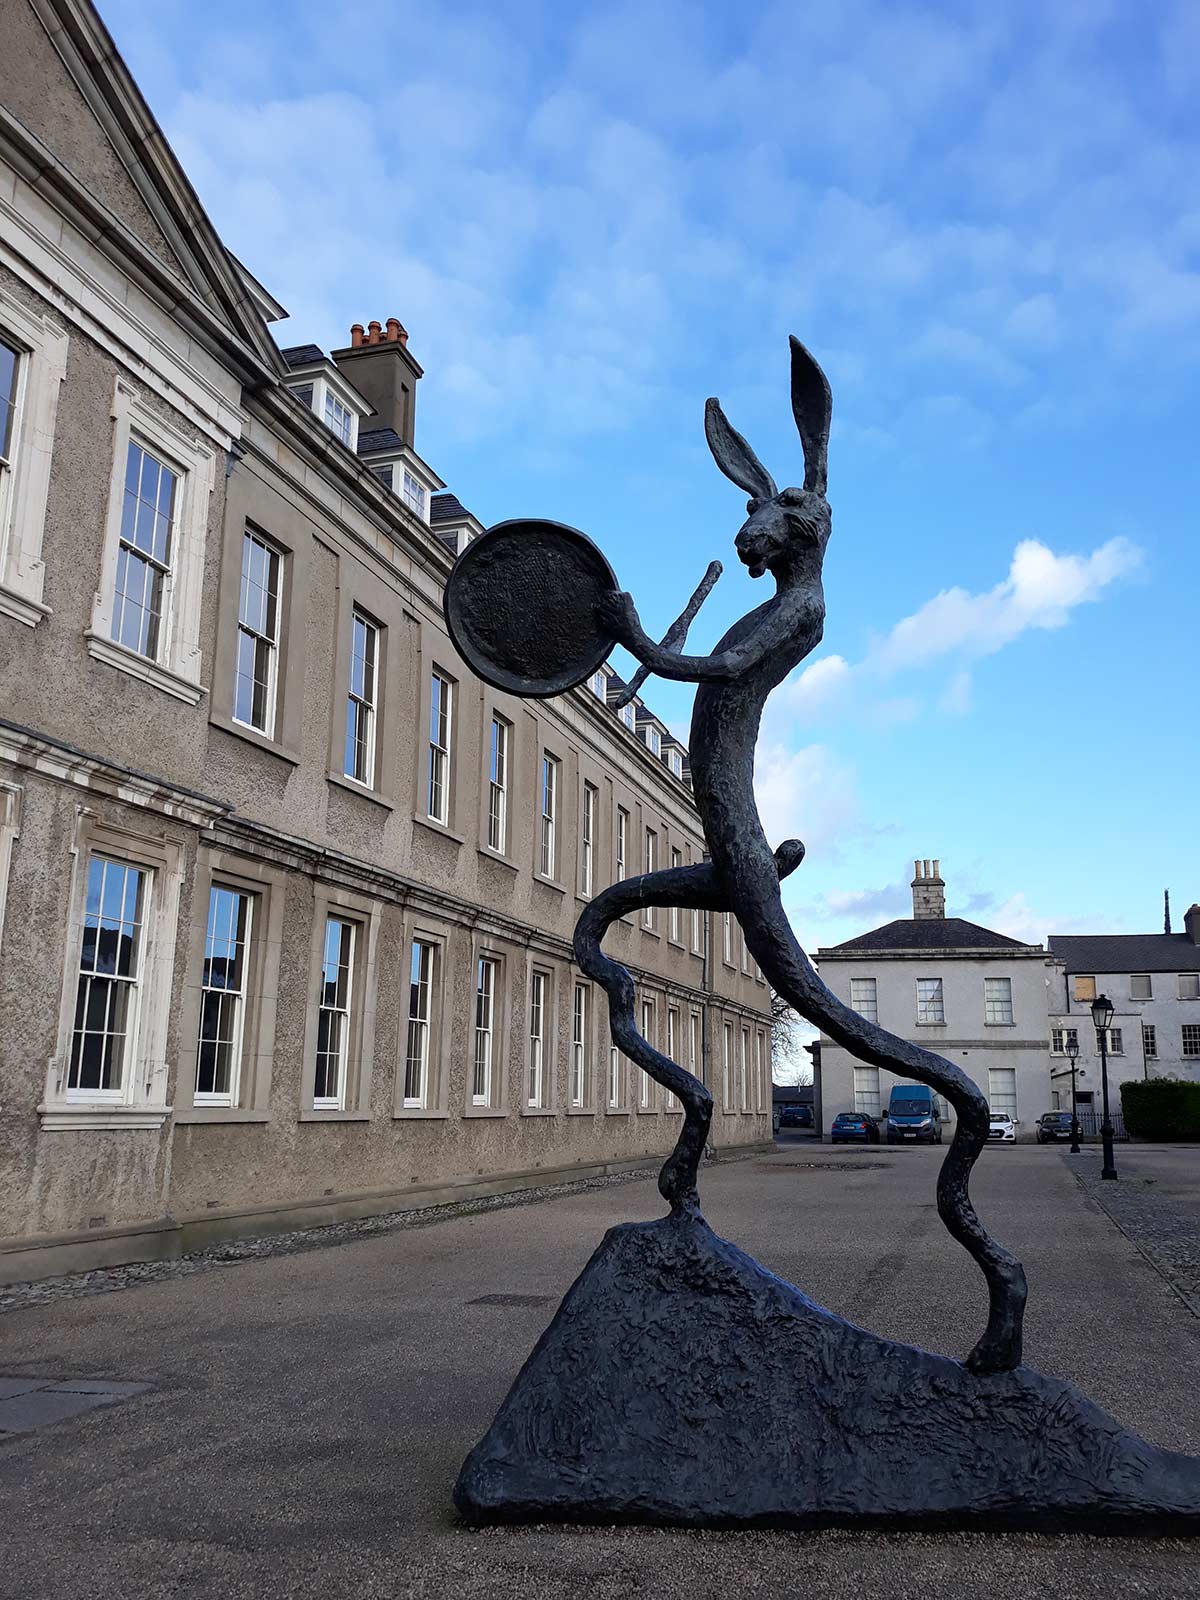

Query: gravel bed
(0, 1163), (660, 1317)
(1068, 1149), (1200, 1315)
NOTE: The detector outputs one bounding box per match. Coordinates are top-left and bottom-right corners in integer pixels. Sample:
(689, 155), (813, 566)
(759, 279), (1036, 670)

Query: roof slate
(357, 427), (405, 454)
(1048, 933), (1200, 975)
(279, 343), (325, 369)
(430, 492), (472, 524)
(826, 917), (1037, 954)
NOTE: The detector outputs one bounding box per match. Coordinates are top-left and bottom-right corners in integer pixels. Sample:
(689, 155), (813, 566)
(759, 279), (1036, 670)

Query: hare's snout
(736, 526), (780, 580)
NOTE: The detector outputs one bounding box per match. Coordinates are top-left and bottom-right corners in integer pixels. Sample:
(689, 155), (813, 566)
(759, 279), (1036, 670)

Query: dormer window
(621, 702), (636, 731)
(401, 469), (426, 517)
(668, 748), (683, 778)
(590, 670), (607, 701)
(644, 726), (661, 757)
(324, 392), (354, 446)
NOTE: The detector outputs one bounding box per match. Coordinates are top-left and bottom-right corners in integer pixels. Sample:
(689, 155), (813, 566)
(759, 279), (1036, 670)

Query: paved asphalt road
(2, 1142), (1199, 1599)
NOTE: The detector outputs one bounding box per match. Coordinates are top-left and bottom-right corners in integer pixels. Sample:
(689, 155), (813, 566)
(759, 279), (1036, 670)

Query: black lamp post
(1066, 1034), (1081, 1154)
(1091, 993), (1118, 1181)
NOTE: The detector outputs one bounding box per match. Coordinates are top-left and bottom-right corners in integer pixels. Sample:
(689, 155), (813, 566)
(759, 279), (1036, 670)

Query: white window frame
(194, 883), (254, 1108)
(0, 781), (21, 959)
(66, 855), (150, 1104)
(916, 977), (945, 1024)
(616, 806), (628, 880)
(643, 827), (656, 928)
(87, 380), (214, 703)
(850, 976), (878, 1023)
(571, 982), (588, 1108)
(608, 1038), (622, 1109)
(1142, 1022), (1157, 1060)
(665, 1005), (680, 1110)
(488, 716), (509, 853)
(853, 1065), (881, 1118)
(590, 669), (607, 701)
(723, 912), (733, 965)
(621, 702), (636, 731)
(401, 468), (426, 518)
(639, 998), (655, 1108)
(722, 1020), (733, 1109)
(404, 938), (435, 1108)
(581, 782), (597, 897)
(754, 1029), (766, 1113)
(984, 976), (1014, 1026)
(669, 847), (682, 941)
(428, 670), (453, 823)
(0, 290), (68, 629)
(1050, 1026), (1079, 1055)
(233, 528), (282, 736)
(739, 1026), (751, 1112)
(42, 818), (184, 1130)
(987, 1067), (1017, 1120)
(668, 748), (683, 779)
(528, 969), (548, 1108)
(689, 1010), (702, 1085)
(344, 610), (379, 787)
(323, 390), (354, 446)
(692, 902), (702, 955)
(314, 916), (355, 1111)
(540, 753), (559, 878)
(1182, 1024), (1200, 1058)
(473, 955), (498, 1105)
(1095, 1027), (1124, 1056)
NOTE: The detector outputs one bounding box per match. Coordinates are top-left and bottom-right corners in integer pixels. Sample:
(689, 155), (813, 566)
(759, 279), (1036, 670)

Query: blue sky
(102, 0), (1199, 950)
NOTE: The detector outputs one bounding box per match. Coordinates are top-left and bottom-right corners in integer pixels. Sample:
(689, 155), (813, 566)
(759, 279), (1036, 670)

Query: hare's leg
(576, 842), (804, 1214)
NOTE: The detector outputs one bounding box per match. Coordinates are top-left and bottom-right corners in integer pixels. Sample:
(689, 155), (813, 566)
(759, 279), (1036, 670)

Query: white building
(816, 861), (1054, 1141)
(1047, 902), (1200, 1120)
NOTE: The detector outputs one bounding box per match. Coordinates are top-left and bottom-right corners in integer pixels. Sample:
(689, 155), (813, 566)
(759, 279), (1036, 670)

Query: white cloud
(753, 742), (859, 855)
(781, 534), (1142, 733)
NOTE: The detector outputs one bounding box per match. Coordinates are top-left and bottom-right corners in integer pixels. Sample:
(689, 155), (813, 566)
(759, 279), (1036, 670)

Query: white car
(987, 1114), (1016, 1143)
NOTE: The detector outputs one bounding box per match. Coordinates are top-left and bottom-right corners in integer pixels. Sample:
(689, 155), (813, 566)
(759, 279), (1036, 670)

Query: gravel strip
(0, 1163), (661, 1317)
(1068, 1149), (1200, 1316)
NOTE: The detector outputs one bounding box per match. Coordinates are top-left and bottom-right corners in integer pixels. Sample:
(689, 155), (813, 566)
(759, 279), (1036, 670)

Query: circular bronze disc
(444, 519), (618, 698)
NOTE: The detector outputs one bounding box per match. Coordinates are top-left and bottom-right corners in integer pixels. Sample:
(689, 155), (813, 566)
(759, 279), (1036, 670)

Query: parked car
(884, 1083), (943, 1145)
(1036, 1111), (1075, 1144)
(779, 1105), (813, 1128)
(831, 1112), (880, 1144)
(987, 1114), (1016, 1143)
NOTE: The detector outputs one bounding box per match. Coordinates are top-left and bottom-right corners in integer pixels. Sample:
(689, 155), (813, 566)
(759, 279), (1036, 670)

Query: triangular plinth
(456, 1212), (1200, 1530)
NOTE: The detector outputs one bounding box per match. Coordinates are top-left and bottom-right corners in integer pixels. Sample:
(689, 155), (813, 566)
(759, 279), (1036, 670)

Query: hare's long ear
(704, 397), (777, 501)
(789, 336), (832, 495)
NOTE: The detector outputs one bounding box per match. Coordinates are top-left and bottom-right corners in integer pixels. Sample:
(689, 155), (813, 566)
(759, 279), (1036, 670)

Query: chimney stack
(332, 316), (423, 446)
(911, 857), (946, 920)
(1185, 904), (1200, 947)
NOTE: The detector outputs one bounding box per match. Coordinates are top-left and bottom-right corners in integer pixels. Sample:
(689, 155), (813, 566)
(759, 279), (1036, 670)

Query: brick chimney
(332, 317), (423, 447)
(1185, 904), (1200, 946)
(911, 858), (946, 920)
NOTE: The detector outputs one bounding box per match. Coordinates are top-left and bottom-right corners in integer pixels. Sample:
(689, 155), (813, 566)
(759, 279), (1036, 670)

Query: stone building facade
(815, 862), (1054, 1140)
(0, 0), (771, 1281)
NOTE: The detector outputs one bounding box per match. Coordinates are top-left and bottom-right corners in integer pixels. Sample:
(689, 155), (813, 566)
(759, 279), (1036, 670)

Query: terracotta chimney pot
(350, 323), (365, 348)
(368, 319), (382, 345)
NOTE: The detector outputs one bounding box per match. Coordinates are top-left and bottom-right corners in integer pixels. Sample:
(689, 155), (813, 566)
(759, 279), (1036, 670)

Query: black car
(779, 1105), (813, 1128)
(1036, 1111), (1075, 1144)
(831, 1112), (880, 1145)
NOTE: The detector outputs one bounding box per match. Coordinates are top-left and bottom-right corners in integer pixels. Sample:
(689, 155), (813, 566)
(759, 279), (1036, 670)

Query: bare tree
(770, 991), (814, 1084)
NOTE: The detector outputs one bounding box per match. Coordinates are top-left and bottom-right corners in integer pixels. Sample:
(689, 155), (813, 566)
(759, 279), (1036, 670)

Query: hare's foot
(965, 1259), (1028, 1374)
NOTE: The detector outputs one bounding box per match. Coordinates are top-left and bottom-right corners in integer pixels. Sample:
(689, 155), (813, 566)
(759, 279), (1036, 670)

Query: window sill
(532, 872), (566, 895)
(38, 1101), (172, 1132)
(464, 1105), (507, 1118)
(84, 630), (205, 705)
(175, 1108), (271, 1124)
(327, 770), (394, 810)
(479, 846), (519, 873)
(209, 712), (301, 765)
(298, 1110), (371, 1122)
(413, 813), (464, 847)
(914, 1021), (947, 1028)
(984, 1022), (1016, 1028)
(642, 926), (661, 940)
(521, 1105), (557, 1117)
(636, 1104), (660, 1116)
(565, 1104), (595, 1116)
(605, 1105), (630, 1116)
(393, 1107), (450, 1120)
(0, 584), (50, 629)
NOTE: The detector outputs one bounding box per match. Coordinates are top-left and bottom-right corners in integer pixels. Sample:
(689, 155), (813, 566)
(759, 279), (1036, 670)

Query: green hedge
(1120, 1078), (1200, 1140)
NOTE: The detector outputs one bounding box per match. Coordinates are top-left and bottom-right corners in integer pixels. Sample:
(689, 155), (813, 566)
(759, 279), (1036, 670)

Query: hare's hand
(597, 589), (642, 648)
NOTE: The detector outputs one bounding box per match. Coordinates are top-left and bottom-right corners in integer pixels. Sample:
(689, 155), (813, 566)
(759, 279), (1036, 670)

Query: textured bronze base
(456, 1212), (1200, 1531)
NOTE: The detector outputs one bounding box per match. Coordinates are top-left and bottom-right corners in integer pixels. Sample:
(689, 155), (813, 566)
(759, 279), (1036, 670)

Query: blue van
(885, 1083), (943, 1145)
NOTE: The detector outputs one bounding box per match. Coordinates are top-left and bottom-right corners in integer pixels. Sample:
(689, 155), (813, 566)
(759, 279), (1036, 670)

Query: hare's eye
(746, 499), (760, 515)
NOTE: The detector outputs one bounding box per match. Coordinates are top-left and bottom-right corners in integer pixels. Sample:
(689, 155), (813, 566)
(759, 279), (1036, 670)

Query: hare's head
(704, 337), (832, 582)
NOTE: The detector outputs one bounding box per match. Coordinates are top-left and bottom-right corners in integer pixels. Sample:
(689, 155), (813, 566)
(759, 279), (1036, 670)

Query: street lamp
(1065, 1034), (1081, 1154)
(1090, 993), (1118, 1181)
